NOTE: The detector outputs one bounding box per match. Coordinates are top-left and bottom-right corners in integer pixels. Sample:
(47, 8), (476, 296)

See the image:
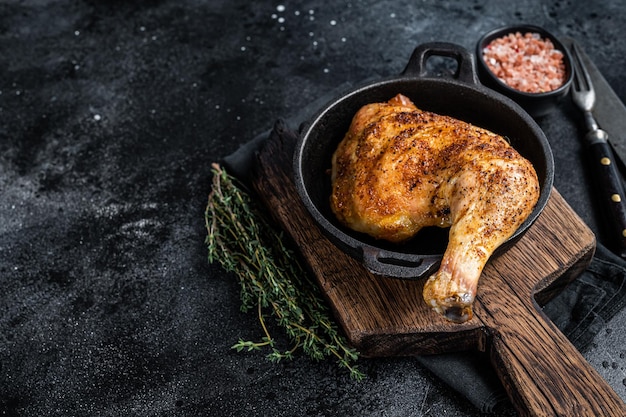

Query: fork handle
(587, 129), (626, 257)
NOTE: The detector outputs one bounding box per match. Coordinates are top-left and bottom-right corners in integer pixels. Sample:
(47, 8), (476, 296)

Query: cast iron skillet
(293, 42), (554, 279)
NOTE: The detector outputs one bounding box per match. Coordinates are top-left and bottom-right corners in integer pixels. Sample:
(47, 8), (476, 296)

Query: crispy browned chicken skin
(330, 94), (540, 322)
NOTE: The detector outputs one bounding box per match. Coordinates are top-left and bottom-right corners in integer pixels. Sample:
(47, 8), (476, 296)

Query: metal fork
(570, 41), (626, 257)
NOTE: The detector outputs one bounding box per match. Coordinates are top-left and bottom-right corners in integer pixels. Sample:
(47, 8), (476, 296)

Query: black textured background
(2, 1), (626, 416)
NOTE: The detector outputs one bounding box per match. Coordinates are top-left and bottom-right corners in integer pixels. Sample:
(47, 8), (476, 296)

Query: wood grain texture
(250, 121), (626, 416)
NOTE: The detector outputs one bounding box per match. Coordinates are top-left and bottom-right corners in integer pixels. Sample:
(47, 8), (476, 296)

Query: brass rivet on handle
(601, 157), (611, 165)
(612, 194), (622, 202)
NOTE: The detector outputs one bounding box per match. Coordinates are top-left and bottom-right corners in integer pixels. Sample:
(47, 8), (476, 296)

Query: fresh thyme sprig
(205, 163), (364, 380)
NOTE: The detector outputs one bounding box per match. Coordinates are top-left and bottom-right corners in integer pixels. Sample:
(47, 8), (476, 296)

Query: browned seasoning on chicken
(330, 94), (540, 323)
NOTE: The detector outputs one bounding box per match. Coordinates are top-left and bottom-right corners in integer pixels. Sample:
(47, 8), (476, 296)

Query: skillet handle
(361, 246), (440, 279)
(402, 42), (479, 85)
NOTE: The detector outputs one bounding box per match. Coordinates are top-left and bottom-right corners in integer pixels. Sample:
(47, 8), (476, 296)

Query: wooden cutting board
(250, 122), (626, 417)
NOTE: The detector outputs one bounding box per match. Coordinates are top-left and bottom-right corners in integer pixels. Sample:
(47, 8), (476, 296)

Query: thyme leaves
(205, 163), (364, 380)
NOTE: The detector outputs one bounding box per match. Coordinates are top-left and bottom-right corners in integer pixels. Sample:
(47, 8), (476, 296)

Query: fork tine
(570, 43), (592, 92)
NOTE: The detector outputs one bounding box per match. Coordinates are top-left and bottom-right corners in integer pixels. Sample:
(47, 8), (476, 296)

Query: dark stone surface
(1, 1), (626, 416)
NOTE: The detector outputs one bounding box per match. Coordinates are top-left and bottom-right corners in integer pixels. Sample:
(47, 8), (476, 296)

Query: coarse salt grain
(482, 32), (566, 93)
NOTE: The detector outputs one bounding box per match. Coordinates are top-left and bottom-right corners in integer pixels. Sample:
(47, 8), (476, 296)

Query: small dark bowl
(476, 24), (573, 118)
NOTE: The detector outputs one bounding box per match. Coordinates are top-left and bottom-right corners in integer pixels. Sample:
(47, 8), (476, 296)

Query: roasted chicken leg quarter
(330, 94), (540, 323)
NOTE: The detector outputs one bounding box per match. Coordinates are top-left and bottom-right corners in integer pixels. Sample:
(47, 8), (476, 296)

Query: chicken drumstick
(330, 94), (540, 323)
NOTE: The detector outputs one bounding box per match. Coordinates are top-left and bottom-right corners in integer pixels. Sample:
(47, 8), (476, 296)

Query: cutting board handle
(484, 297), (626, 416)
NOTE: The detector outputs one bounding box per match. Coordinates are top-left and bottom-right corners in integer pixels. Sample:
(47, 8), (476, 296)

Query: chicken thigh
(330, 94), (540, 323)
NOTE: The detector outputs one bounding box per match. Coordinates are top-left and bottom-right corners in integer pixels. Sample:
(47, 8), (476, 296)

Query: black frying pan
(293, 42), (554, 279)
